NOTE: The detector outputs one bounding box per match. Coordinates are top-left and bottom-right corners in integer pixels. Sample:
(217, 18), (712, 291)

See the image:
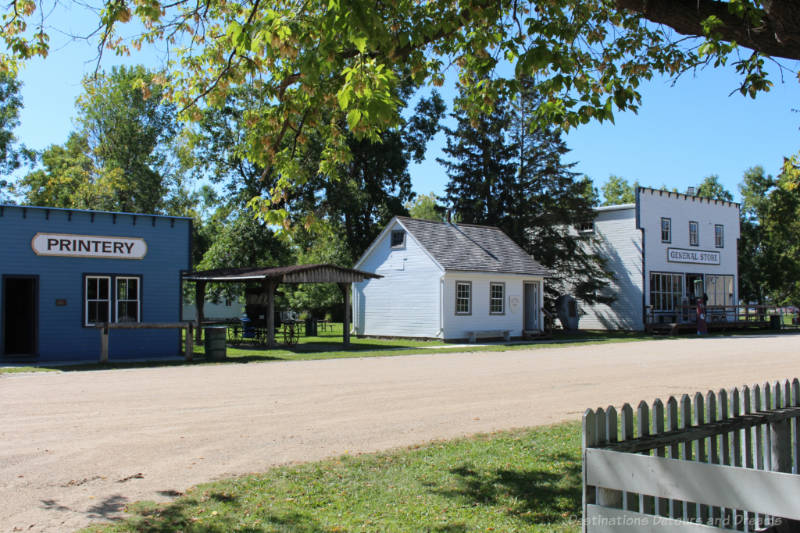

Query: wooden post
(265, 280), (277, 348)
(100, 325), (109, 362)
(582, 409), (597, 533)
(339, 282), (351, 346)
(195, 281), (206, 344)
(185, 324), (193, 361)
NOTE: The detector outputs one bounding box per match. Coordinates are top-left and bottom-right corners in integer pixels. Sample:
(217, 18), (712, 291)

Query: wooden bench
(467, 330), (510, 343)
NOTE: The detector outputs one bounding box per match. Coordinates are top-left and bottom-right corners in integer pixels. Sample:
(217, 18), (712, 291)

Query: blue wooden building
(0, 205), (191, 362)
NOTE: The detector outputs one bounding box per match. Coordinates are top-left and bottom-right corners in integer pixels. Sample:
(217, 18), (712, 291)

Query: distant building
(182, 298), (244, 322)
(0, 205), (191, 362)
(353, 217), (549, 340)
(580, 187), (740, 331)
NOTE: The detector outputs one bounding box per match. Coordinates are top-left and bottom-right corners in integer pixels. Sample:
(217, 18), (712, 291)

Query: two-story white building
(581, 187), (740, 331)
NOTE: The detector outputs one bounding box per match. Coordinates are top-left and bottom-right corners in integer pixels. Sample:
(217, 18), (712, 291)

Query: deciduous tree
(695, 175), (734, 201)
(601, 175), (638, 206)
(2, 0), (791, 221)
(406, 192), (445, 222)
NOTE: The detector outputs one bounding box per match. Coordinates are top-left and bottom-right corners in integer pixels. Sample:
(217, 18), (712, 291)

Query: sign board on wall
(31, 233), (148, 260)
(666, 247), (720, 266)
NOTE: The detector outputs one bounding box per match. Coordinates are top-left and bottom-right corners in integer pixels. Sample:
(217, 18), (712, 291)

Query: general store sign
(667, 247), (720, 266)
(31, 233), (147, 260)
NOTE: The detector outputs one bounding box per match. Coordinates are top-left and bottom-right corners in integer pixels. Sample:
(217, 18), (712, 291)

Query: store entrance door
(2, 276), (38, 357)
(685, 273), (704, 300)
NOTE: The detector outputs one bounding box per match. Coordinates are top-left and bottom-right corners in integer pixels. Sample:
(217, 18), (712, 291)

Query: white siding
(580, 206), (645, 331)
(182, 300), (244, 321)
(353, 220), (444, 338)
(639, 189), (740, 314)
(442, 272), (543, 340)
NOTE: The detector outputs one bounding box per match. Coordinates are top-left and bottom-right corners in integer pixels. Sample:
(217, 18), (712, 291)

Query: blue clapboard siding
(0, 205), (191, 362)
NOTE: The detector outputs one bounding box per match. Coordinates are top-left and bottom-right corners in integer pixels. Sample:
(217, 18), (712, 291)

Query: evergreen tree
(441, 82), (612, 304)
(438, 96), (515, 227)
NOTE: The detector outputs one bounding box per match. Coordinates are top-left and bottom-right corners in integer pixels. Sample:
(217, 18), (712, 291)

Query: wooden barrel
(205, 327), (227, 361)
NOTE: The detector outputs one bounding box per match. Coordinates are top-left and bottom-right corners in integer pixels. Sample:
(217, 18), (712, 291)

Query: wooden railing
(646, 304), (798, 328)
(583, 379), (800, 532)
(94, 322), (197, 362)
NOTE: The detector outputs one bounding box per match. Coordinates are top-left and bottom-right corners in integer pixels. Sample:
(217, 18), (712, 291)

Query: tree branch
(616, 0), (800, 60)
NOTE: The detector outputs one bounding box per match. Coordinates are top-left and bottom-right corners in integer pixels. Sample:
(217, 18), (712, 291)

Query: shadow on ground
(429, 452), (582, 525)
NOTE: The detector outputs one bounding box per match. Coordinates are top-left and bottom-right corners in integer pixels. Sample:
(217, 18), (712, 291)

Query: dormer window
(391, 230), (405, 248)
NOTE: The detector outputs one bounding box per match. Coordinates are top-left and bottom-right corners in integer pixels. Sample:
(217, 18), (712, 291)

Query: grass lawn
(83, 421), (582, 533)
(0, 327), (656, 373)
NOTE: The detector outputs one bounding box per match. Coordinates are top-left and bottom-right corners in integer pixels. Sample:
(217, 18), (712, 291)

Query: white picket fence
(582, 379), (800, 532)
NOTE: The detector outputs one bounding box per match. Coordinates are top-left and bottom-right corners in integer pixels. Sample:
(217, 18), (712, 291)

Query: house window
(577, 222), (594, 233)
(715, 224), (724, 248)
(689, 221), (699, 246)
(116, 277), (141, 323)
(85, 276), (111, 325)
(489, 283), (505, 314)
(455, 281), (471, 315)
(650, 272), (684, 312)
(661, 218), (671, 243)
(390, 230), (405, 248)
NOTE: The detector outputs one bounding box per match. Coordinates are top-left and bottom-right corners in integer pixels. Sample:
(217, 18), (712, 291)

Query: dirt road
(2, 335), (799, 532)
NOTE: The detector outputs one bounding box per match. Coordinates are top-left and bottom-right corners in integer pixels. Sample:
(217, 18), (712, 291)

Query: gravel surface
(2, 334), (799, 532)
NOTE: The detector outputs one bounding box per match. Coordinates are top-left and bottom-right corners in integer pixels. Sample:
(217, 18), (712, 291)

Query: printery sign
(666, 247), (720, 266)
(31, 233), (148, 260)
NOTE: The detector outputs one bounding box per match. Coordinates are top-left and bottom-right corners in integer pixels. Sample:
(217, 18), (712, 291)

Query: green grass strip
(84, 421), (582, 533)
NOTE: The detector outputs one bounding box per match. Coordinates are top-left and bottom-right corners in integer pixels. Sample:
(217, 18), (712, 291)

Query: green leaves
(0, 0), (790, 226)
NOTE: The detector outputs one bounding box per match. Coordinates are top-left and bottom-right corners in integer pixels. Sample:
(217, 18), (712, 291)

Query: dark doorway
(685, 273), (704, 300)
(3, 276), (38, 357)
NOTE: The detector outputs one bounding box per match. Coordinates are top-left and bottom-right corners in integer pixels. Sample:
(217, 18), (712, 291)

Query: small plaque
(55, 299), (67, 307)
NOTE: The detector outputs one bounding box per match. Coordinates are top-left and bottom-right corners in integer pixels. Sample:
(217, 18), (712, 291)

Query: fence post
(597, 406), (623, 509)
(100, 325), (109, 363)
(185, 324), (194, 362)
(582, 409), (596, 533)
(770, 381), (791, 474)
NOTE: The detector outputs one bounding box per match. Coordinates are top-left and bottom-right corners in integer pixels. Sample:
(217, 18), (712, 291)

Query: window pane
(117, 279), (127, 300)
(87, 278), (97, 299)
(99, 278), (109, 298)
(118, 301), (138, 322)
(127, 278), (138, 300)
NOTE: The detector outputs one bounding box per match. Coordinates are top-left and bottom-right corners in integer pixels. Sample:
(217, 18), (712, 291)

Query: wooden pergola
(182, 264), (381, 347)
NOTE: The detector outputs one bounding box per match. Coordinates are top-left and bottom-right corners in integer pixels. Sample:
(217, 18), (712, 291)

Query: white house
(182, 298), (244, 322)
(353, 216), (550, 341)
(580, 187), (740, 331)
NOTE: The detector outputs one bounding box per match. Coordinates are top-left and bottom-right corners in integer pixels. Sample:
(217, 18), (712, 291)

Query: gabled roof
(394, 217), (550, 276)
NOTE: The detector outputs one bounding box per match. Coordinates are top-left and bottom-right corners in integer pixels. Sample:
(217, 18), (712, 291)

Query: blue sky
(12, 22), (799, 204)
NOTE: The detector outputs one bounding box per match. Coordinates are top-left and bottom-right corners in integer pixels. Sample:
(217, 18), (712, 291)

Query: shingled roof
(395, 217), (550, 276)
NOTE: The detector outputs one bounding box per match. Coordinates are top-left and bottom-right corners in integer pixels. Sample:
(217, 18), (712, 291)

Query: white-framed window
(576, 222), (594, 233)
(85, 276), (111, 326)
(715, 224), (724, 248)
(489, 282), (505, 315)
(455, 281), (471, 315)
(706, 274), (735, 307)
(116, 276), (141, 323)
(661, 217), (671, 243)
(390, 230), (405, 248)
(689, 221), (699, 246)
(650, 272), (684, 312)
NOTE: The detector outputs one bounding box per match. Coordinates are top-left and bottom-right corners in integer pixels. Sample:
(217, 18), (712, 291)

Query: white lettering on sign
(667, 247), (720, 266)
(31, 233), (147, 260)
